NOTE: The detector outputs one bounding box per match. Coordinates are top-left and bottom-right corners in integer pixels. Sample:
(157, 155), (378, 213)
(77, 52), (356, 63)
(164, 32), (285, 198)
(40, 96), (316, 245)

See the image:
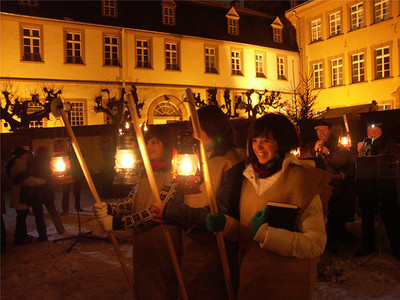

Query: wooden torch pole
(126, 94), (189, 300)
(185, 88), (235, 300)
(57, 106), (137, 298)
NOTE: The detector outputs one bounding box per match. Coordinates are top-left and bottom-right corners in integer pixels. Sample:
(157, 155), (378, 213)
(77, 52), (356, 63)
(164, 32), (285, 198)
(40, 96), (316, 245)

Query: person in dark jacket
(355, 121), (400, 260)
(30, 146), (65, 240)
(312, 120), (356, 254)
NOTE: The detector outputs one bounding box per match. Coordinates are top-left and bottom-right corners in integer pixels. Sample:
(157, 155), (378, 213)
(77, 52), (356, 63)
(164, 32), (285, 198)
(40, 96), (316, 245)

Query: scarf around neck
(150, 160), (166, 171)
(252, 155), (283, 179)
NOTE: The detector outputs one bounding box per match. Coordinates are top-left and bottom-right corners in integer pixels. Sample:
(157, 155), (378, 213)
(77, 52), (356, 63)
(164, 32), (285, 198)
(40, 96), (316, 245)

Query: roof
(316, 103), (375, 120)
(0, 0), (298, 51)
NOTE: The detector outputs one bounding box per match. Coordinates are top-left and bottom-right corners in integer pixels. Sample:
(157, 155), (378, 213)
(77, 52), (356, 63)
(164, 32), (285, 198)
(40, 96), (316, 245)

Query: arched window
(147, 95), (188, 124)
(154, 101), (182, 117)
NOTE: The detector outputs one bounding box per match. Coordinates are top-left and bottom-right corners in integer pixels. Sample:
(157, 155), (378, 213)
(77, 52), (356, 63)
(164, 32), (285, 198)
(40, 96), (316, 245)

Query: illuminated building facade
(286, 0), (400, 114)
(1, 0), (299, 132)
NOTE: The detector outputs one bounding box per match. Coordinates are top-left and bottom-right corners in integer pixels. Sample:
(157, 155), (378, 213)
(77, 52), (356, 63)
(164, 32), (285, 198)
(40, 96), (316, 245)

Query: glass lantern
(338, 131), (352, 150)
(50, 139), (73, 184)
(113, 131), (142, 185)
(171, 131), (203, 194)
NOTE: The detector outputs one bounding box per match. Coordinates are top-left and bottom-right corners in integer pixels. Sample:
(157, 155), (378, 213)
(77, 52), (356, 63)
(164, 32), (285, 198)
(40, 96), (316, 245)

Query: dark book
(267, 201), (299, 231)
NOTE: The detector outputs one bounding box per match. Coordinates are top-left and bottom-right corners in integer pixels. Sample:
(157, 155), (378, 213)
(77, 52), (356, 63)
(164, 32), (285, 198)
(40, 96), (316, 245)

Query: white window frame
(69, 101), (85, 126)
(329, 11), (341, 37)
(374, 0), (389, 23)
(351, 52), (365, 83)
(163, 6), (175, 25)
(104, 35), (120, 66)
(375, 46), (390, 79)
(21, 26), (42, 62)
(102, 0), (117, 17)
(27, 101), (44, 128)
(312, 62), (323, 89)
(255, 53), (265, 78)
(231, 50), (242, 75)
(65, 30), (83, 64)
(227, 18), (239, 35)
(350, 3), (364, 30)
(331, 58), (343, 86)
(165, 41), (179, 70)
(136, 38), (151, 68)
(311, 18), (322, 42)
(205, 46), (218, 73)
(277, 56), (286, 80)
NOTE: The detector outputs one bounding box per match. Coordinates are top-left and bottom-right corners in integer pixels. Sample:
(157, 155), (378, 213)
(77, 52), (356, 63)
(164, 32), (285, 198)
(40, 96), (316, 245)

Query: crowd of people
(3, 106), (400, 299)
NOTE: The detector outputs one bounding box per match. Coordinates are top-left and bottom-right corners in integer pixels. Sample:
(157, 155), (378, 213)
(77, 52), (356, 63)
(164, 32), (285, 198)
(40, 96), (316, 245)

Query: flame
(176, 154), (198, 176)
(115, 149), (135, 169)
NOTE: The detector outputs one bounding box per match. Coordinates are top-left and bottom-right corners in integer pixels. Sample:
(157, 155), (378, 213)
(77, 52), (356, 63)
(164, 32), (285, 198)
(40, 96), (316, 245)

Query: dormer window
(19, 0), (38, 7)
(102, 0), (117, 17)
(226, 7), (240, 36)
(271, 17), (283, 43)
(162, 0), (176, 26)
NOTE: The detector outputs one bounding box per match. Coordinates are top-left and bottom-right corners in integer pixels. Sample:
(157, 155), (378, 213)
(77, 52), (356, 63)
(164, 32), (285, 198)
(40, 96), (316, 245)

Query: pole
(343, 114), (350, 132)
(126, 94), (189, 300)
(185, 88), (235, 300)
(57, 107), (136, 298)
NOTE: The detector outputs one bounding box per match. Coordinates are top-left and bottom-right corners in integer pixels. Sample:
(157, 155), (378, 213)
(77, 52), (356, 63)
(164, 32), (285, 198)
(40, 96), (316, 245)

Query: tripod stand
(53, 209), (109, 253)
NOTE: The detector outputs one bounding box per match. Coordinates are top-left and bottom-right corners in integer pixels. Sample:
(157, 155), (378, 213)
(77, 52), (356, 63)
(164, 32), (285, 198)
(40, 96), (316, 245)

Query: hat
(314, 119), (331, 130)
(11, 146), (29, 158)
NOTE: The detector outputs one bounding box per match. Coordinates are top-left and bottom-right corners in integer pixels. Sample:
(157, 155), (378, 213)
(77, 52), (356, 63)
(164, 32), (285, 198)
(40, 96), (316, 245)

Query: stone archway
(147, 95), (188, 124)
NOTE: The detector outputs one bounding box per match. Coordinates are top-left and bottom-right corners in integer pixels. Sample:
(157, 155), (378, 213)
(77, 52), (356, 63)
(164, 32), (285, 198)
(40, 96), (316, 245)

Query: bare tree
(1, 86), (61, 132)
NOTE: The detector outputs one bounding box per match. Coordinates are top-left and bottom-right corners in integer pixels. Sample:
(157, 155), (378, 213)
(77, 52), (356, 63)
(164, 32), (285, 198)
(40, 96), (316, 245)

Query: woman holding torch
(152, 105), (245, 299)
(93, 125), (180, 300)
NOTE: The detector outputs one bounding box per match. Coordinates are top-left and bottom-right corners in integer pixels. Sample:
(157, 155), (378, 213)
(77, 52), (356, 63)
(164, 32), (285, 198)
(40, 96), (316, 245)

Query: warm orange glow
(53, 156), (66, 172)
(175, 153), (199, 176)
(338, 132), (352, 150)
(115, 149), (136, 169)
(290, 147), (301, 158)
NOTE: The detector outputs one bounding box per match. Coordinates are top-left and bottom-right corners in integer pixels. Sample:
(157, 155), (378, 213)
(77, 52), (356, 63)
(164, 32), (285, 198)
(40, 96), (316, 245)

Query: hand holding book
(252, 202), (299, 236)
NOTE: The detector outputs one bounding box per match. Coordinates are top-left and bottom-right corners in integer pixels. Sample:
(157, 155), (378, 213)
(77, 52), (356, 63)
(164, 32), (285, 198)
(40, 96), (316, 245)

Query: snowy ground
(1, 184), (400, 300)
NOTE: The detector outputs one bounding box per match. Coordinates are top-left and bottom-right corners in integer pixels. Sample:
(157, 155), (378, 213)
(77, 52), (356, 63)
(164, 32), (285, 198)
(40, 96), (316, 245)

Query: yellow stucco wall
(286, 0), (400, 112)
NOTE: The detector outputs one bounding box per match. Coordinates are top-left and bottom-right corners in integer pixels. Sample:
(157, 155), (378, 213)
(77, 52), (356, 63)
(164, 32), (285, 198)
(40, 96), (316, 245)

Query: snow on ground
(1, 185), (400, 300)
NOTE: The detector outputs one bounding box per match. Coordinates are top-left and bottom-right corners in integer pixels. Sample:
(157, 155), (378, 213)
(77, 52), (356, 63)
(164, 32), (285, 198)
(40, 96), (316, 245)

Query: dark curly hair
(247, 113), (299, 164)
(197, 105), (235, 157)
(145, 125), (175, 168)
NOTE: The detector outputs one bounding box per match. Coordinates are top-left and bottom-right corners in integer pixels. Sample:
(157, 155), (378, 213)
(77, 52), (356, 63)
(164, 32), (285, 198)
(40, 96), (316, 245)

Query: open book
(266, 201), (299, 231)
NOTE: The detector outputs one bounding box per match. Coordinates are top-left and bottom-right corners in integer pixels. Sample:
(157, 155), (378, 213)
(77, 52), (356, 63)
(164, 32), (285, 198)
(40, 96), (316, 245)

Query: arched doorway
(147, 95), (188, 124)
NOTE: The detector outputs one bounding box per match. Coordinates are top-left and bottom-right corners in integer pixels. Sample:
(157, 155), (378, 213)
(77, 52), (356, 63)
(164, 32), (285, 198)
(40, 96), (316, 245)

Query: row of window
(21, 25), (289, 80)
(310, 0), (391, 43)
(312, 45), (391, 89)
(19, 0), (282, 41)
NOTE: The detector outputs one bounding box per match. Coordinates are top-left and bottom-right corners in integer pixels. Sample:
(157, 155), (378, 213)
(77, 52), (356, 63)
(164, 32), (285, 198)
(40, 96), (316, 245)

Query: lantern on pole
(338, 114), (352, 150)
(113, 124), (142, 185)
(338, 131), (352, 150)
(50, 139), (73, 184)
(171, 131), (203, 194)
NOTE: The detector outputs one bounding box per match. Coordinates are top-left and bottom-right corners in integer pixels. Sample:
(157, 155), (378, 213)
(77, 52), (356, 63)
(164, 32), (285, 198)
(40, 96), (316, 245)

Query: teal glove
(252, 207), (269, 236)
(206, 212), (226, 233)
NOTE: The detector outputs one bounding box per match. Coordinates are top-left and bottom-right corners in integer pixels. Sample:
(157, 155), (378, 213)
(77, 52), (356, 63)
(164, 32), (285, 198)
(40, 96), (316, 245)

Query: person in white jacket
(160, 114), (333, 300)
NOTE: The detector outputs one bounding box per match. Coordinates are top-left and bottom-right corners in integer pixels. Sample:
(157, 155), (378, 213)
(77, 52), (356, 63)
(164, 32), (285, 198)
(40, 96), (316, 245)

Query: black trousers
(357, 179), (400, 252)
(14, 209), (29, 243)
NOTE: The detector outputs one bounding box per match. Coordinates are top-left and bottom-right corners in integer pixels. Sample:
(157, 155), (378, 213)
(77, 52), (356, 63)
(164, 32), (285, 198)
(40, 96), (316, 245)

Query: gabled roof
(0, 0), (298, 51)
(316, 103), (375, 119)
(272, 16), (283, 27)
(225, 6), (240, 19)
